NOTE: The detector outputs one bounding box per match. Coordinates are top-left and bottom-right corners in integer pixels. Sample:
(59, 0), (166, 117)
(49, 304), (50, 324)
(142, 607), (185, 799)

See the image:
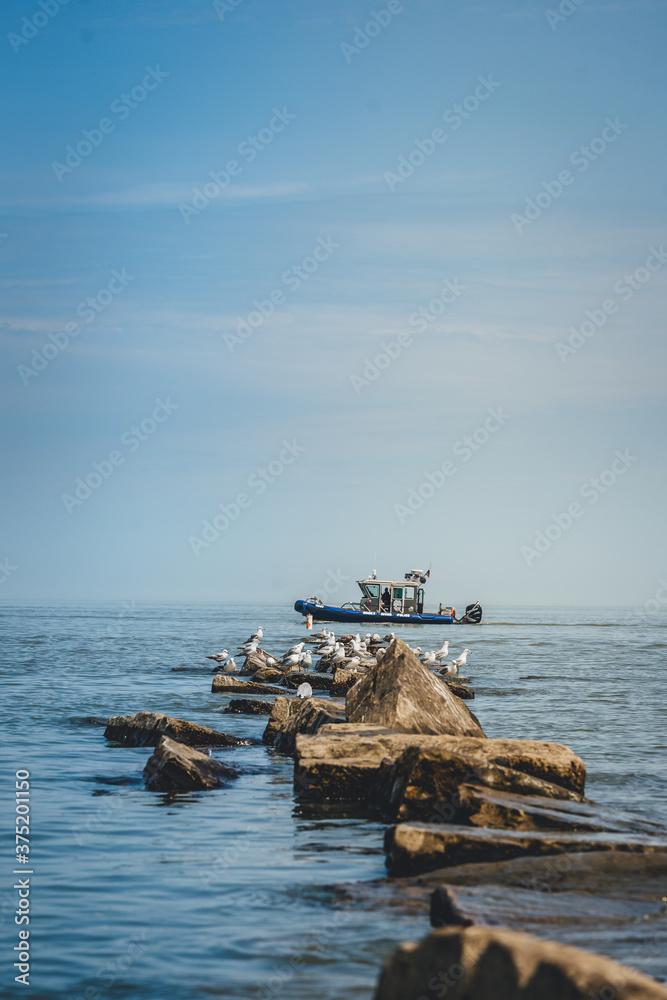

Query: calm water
(1, 603), (666, 999)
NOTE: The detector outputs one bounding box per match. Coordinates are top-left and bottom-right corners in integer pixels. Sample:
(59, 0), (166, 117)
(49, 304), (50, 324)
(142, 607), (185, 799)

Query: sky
(1, 0), (666, 608)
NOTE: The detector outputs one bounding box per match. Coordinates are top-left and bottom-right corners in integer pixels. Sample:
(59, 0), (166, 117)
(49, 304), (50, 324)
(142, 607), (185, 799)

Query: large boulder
(346, 639), (485, 737)
(294, 729), (585, 804)
(104, 711), (251, 747)
(274, 698), (346, 755)
(211, 675), (285, 695)
(373, 925), (667, 1000)
(373, 743), (585, 822)
(384, 821), (667, 876)
(143, 736), (238, 792)
(262, 696), (299, 746)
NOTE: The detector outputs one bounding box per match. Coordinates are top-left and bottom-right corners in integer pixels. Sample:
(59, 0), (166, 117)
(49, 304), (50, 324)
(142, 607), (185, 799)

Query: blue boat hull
(294, 599), (455, 625)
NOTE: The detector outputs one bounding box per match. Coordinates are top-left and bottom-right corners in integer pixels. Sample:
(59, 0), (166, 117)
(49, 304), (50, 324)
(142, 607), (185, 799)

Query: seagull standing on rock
(440, 648), (471, 676)
(207, 649), (229, 664)
(296, 682), (312, 699)
(434, 641), (450, 663)
(224, 657), (238, 674)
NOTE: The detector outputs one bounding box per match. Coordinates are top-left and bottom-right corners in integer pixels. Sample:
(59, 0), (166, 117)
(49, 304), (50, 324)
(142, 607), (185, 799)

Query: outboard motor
(456, 602), (483, 624)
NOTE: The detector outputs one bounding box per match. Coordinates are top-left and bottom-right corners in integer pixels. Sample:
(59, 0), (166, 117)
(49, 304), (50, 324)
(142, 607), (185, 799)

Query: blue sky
(1, 0), (666, 606)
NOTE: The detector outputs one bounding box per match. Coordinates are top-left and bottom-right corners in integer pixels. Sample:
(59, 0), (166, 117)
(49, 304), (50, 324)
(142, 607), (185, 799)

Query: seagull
(296, 682), (312, 699)
(376, 648), (386, 661)
(207, 649), (229, 663)
(247, 626), (264, 642)
(300, 651), (312, 670)
(282, 653), (303, 670)
(224, 657), (238, 674)
(441, 648), (471, 675)
(346, 656), (361, 671)
(434, 641), (451, 663)
(329, 646), (346, 668)
(265, 656), (277, 667)
(420, 651), (437, 666)
(286, 642), (305, 656)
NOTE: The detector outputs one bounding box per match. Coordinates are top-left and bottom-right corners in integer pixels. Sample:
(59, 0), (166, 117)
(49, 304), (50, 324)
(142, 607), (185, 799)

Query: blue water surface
(1, 603), (665, 998)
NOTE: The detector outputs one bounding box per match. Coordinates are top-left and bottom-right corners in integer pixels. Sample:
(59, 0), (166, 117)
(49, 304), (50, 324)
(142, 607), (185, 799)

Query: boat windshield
(360, 582), (380, 611)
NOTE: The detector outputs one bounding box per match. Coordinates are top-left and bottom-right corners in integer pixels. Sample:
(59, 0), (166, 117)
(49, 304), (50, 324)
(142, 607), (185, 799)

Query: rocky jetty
(103, 626), (667, 992)
(374, 925), (667, 1000)
(143, 736), (239, 792)
(104, 710), (252, 747)
(346, 639), (485, 737)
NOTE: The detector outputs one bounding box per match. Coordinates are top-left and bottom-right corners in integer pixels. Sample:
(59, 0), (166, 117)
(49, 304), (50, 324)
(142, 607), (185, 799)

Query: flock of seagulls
(206, 625), (473, 692)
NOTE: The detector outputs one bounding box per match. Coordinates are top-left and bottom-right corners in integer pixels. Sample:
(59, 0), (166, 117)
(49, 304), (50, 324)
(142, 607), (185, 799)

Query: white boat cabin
(357, 574), (424, 614)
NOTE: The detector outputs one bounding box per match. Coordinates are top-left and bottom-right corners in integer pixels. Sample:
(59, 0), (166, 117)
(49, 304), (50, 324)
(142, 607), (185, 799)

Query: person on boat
(381, 588), (391, 611)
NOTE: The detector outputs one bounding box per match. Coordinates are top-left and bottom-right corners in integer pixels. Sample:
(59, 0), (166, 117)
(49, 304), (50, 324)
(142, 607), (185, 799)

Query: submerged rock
(104, 710), (251, 747)
(223, 699), (274, 716)
(143, 736), (238, 792)
(457, 784), (663, 835)
(211, 675), (285, 696)
(275, 698), (346, 755)
(284, 670), (333, 691)
(444, 680), (474, 700)
(384, 821), (667, 876)
(373, 924), (667, 1000)
(346, 639), (485, 737)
